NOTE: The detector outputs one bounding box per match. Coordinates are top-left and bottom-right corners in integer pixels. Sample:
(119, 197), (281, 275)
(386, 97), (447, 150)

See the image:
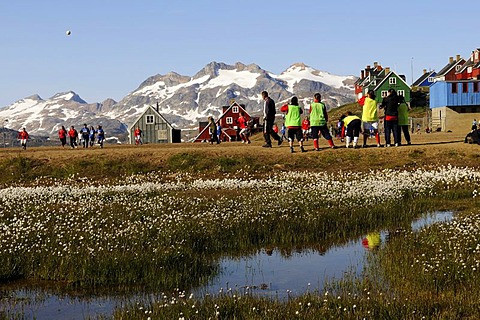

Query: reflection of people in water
(362, 232), (381, 250)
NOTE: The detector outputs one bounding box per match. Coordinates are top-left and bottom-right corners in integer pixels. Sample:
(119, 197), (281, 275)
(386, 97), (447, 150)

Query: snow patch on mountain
(276, 63), (356, 92)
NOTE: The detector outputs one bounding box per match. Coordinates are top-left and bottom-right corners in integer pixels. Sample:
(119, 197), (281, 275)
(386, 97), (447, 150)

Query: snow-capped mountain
(0, 62), (356, 141)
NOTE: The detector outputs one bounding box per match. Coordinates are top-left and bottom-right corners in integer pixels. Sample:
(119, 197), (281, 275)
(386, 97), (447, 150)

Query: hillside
(0, 62), (356, 141)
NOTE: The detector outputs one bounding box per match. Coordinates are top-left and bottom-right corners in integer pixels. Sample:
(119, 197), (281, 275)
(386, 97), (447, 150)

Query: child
(342, 111), (362, 148)
(309, 93), (335, 151)
(280, 96), (305, 153)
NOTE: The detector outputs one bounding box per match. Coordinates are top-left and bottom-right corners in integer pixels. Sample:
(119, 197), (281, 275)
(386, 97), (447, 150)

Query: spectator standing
(17, 128), (29, 150)
(134, 127), (143, 145)
(397, 97), (411, 145)
(58, 125), (67, 148)
(261, 91), (282, 148)
(309, 93), (335, 151)
(280, 96), (305, 153)
(380, 89), (400, 147)
(68, 126), (78, 149)
(207, 116), (219, 144)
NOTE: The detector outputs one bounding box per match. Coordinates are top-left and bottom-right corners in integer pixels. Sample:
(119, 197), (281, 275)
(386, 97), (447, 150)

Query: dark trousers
(311, 125), (332, 140)
(384, 120), (399, 145)
(70, 137), (77, 148)
(263, 118), (281, 145)
(346, 119), (361, 139)
(398, 125), (411, 144)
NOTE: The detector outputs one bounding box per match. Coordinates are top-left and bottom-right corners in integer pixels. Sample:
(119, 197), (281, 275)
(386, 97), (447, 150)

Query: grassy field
(0, 130), (476, 186)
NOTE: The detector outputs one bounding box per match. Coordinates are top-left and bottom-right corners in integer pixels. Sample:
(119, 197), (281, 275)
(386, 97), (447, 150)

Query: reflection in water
(194, 211), (453, 298)
(0, 211), (453, 318)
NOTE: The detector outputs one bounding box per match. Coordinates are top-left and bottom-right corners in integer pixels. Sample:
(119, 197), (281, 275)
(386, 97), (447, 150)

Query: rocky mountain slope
(0, 62), (356, 141)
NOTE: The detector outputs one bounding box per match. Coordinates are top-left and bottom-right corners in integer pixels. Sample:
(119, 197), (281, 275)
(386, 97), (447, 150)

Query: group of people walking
(58, 124), (105, 149)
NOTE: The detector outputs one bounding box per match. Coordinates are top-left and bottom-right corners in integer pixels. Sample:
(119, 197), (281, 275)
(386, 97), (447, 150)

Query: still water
(0, 211), (453, 319)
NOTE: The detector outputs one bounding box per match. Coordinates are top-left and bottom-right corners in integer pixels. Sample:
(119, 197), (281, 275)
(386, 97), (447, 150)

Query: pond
(0, 211), (453, 319)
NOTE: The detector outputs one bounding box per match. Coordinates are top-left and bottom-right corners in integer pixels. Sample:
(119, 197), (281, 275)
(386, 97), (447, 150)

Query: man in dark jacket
(380, 89), (401, 146)
(261, 91), (282, 148)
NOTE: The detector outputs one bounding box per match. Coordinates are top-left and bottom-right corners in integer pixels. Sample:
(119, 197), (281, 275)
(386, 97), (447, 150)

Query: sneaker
(242, 141), (245, 144)
(247, 141), (251, 144)
(290, 147), (294, 153)
(394, 143), (399, 147)
(262, 144), (272, 148)
(407, 141), (412, 145)
(386, 144), (391, 147)
(300, 146), (306, 153)
(331, 145), (337, 149)
(377, 144), (382, 148)
(345, 144), (349, 148)
(362, 145), (368, 148)
(353, 145), (358, 149)
(278, 138), (283, 146)
(314, 148), (320, 151)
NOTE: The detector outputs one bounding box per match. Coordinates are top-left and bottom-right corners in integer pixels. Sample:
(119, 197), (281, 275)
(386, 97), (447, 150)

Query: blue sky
(1, 0), (478, 107)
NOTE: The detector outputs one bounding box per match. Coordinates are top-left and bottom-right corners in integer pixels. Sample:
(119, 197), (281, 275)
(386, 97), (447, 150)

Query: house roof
(192, 101), (250, 142)
(128, 104), (175, 130)
(456, 58), (474, 74)
(373, 70), (409, 91)
(412, 71), (436, 87)
(436, 58), (465, 77)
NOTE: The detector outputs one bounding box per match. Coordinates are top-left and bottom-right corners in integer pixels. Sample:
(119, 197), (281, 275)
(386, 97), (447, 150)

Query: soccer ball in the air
(66, 30), (71, 36)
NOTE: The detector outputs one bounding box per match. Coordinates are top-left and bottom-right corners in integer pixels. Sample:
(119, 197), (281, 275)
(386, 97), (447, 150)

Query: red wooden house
(434, 55), (465, 81)
(455, 49), (480, 80)
(193, 101), (259, 142)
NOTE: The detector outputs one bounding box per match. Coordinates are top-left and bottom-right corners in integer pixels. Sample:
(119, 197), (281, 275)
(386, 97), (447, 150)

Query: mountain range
(0, 62), (357, 142)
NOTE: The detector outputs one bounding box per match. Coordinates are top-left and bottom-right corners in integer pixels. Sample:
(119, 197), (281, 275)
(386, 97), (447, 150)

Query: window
(397, 90), (405, 96)
(451, 83), (458, 94)
(428, 77), (434, 83)
(146, 115), (154, 124)
(474, 82), (479, 93)
(462, 83), (468, 93)
(371, 80), (376, 86)
(389, 77), (397, 85)
(468, 67), (473, 73)
(381, 90), (388, 98)
(455, 65), (462, 71)
(232, 105), (239, 113)
(226, 117), (233, 124)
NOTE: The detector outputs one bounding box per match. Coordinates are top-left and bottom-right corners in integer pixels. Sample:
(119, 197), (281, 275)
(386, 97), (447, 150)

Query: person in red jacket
(134, 127), (143, 145)
(68, 125), (78, 149)
(237, 112), (251, 144)
(301, 117), (310, 141)
(17, 128), (29, 150)
(58, 125), (67, 148)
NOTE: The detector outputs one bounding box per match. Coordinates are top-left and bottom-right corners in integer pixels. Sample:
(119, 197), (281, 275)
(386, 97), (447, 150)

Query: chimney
(456, 54), (461, 61)
(449, 56), (454, 63)
(156, 102), (159, 112)
(365, 65), (371, 77)
(361, 70), (365, 79)
(385, 67), (390, 74)
(423, 69), (427, 74)
(373, 61), (378, 68)
(377, 65), (382, 71)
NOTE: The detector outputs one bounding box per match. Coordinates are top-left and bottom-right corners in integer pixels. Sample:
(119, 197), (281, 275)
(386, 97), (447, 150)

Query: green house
(355, 64), (410, 103)
(372, 68), (411, 103)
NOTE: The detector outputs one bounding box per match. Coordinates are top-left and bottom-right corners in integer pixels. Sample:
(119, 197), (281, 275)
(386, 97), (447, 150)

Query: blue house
(430, 80), (480, 131)
(412, 69), (437, 92)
